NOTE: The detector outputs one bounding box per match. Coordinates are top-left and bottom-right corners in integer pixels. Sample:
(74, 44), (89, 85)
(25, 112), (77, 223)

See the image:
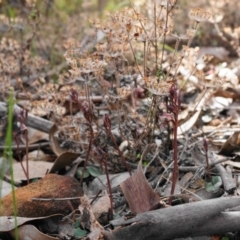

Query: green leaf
(6, 7), (17, 19)
(142, 161), (148, 167)
(29, 9), (38, 20)
(74, 218), (81, 228)
(76, 167), (90, 179)
(222, 237), (229, 240)
(86, 166), (101, 177)
(136, 154), (141, 160)
(205, 176), (222, 193)
(74, 227), (88, 237)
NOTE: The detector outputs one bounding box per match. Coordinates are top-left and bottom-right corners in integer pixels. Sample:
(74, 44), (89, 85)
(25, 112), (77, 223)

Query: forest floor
(1, 1), (240, 240)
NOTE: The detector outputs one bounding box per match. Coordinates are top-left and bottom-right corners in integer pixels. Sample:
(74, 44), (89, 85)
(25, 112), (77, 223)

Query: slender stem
(159, 0), (169, 69)
(25, 127), (29, 184)
(169, 86), (180, 205)
(79, 124), (93, 187)
(129, 39), (144, 79)
(143, 41), (146, 77)
(154, 1), (158, 71)
(169, 111), (179, 205)
(103, 158), (114, 220)
(14, 137), (28, 181)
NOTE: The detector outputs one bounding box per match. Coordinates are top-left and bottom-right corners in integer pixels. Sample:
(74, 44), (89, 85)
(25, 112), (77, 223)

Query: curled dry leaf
(49, 151), (81, 173)
(219, 132), (240, 155)
(177, 89), (213, 135)
(10, 224), (58, 240)
(79, 195), (103, 240)
(0, 214), (62, 232)
(49, 124), (67, 156)
(223, 160), (240, 169)
(0, 216), (56, 232)
(120, 160), (162, 213)
(25, 127), (49, 145)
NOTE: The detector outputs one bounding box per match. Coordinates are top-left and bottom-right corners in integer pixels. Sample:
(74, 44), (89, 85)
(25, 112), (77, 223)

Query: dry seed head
(204, 77), (226, 89)
(96, 43), (108, 52)
(213, 77), (226, 87)
(144, 77), (171, 95)
(116, 87), (132, 99)
(186, 29), (197, 38)
(201, 55), (214, 63)
(63, 38), (78, 50)
(89, 18), (101, 29)
(189, 8), (212, 22)
(181, 45), (190, 57)
(31, 100), (66, 116)
(66, 58), (77, 68)
(68, 68), (82, 77)
(125, 22), (132, 33)
(110, 44), (122, 52)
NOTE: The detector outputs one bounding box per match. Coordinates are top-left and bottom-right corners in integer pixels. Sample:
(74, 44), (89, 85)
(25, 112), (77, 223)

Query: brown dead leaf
(6, 160), (53, 183)
(120, 160), (161, 213)
(0, 214), (63, 232)
(25, 127), (49, 144)
(223, 160), (240, 169)
(215, 88), (238, 99)
(178, 89), (214, 135)
(219, 132), (240, 155)
(79, 195), (103, 240)
(49, 151), (81, 173)
(10, 224), (58, 240)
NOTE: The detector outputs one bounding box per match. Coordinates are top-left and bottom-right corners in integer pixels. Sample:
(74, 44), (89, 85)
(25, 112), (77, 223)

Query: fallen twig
(106, 197), (240, 240)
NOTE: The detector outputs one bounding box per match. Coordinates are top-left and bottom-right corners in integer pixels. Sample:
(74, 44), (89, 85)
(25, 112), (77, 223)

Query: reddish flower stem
(168, 85), (181, 205)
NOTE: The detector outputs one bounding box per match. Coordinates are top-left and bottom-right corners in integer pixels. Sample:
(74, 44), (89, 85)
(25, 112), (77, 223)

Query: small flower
(189, 8), (212, 22)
